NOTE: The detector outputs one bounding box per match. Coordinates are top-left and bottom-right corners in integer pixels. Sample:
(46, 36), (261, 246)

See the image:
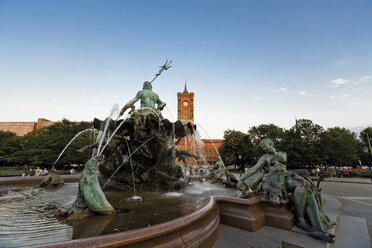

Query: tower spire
(183, 80), (188, 93)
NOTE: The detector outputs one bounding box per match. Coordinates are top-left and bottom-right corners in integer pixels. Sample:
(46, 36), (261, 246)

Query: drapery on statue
(237, 138), (335, 243)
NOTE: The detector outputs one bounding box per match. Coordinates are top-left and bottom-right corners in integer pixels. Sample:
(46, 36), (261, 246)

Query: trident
(150, 59), (172, 84)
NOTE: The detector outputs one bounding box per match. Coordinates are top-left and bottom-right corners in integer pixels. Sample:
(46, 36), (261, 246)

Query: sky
(0, 0), (371, 138)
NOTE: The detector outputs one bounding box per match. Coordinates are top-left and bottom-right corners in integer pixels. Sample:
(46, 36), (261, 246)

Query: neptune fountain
(0, 61), (336, 247)
(56, 60), (203, 219)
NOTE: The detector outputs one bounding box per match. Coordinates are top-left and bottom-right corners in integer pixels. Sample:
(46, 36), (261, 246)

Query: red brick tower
(176, 82), (223, 169)
(177, 81), (194, 124)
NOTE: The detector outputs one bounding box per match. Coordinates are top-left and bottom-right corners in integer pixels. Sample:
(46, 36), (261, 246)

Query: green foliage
(320, 127), (359, 166)
(248, 124), (286, 162)
(0, 120), (93, 168)
(248, 124), (286, 146)
(282, 119), (324, 168)
(360, 127), (372, 144)
(220, 120), (370, 169)
(218, 129), (254, 166)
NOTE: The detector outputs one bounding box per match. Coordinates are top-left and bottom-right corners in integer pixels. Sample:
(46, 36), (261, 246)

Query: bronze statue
(238, 138), (335, 243)
(119, 60), (172, 118)
(119, 81), (166, 117)
(210, 155), (238, 187)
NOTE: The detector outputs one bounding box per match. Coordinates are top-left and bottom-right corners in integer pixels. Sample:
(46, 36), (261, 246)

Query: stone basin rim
(23, 195), (218, 248)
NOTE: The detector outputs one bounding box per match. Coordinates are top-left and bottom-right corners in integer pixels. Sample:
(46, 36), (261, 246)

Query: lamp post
(238, 155), (242, 172)
(363, 146), (372, 182)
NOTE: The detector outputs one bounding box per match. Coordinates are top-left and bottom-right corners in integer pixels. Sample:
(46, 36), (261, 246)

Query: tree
(218, 129), (254, 167)
(319, 127), (360, 166)
(248, 124), (287, 164)
(294, 119), (324, 144)
(360, 127), (372, 144)
(0, 131), (20, 166)
(281, 129), (309, 169)
(1, 119), (92, 167)
(248, 124), (286, 147)
(282, 119), (324, 168)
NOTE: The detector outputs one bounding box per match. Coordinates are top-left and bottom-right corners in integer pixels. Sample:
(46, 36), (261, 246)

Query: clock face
(183, 101), (189, 106)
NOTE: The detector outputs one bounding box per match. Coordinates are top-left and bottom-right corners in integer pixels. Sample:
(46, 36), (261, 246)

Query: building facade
(176, 83), (223, 167)
(0, 118), (55, 136)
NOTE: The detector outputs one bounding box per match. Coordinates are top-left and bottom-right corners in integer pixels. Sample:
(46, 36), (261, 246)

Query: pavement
(214, 177), (372, 248)
(311, 176), (372, 185)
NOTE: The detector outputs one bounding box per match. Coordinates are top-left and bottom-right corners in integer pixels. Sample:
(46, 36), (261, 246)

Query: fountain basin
(28, 197), (219, 248)
(0, 177), (294, 248)
(0, 175), (80, 186)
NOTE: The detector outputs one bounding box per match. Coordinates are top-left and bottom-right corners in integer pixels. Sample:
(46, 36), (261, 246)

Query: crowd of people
(309, 166), (353, 177)
(21, 167), (49, 177)
(20, 167), (78, 176)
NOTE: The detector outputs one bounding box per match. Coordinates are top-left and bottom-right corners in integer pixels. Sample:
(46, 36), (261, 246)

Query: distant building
(202, 139), (224, 165)
(176, 82), (223, 167)
(0, 118), (55, 136)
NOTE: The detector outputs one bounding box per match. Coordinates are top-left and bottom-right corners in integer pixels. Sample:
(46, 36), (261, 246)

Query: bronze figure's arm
(119, 95), (140, 117)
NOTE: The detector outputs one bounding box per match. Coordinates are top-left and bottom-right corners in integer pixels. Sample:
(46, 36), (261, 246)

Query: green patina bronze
(59, 61), (199, 219)
(119, 81), (166, 117)
(79, 157), (115, 215)
(119, 60), (171, 118)
(210, 156), (238, 188)
(40, 166), (64, 188)
(238, 138), (335, 243)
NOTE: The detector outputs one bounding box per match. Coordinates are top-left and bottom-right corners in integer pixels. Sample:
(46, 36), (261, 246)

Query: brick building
(176, 83), (223, 167)
(0, 118), (55, 136)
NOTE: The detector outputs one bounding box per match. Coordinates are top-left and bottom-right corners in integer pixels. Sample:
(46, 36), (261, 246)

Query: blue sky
(0, 0), (371, 138)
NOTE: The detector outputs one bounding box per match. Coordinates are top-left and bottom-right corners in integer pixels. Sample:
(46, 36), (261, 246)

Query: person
(237, 138), (335, 243)
(70, 168), (76, 175)
(119, 81), (166, 117)
(42, 168), (49, 176)
(34, 167), (42, 176)
(21, 172), (26, 177)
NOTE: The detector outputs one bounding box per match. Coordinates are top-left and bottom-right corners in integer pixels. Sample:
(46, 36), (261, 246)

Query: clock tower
(177, 81), (194, 124)
(176, 82), (223, 167)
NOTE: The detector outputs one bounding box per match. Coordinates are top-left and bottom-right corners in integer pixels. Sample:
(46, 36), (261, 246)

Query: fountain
(0, 61), (237, 247)
(0, 62), (336, 247)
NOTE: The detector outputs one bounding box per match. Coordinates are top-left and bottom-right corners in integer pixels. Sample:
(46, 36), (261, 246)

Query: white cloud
(272, 88), (289, 94)
(337, 60), (347, 66)
(361, 75), (371, 81)
(331, 78), (348, 87)
(350, 101), (360, 107)
(297, 90), (315, 97)
(254, 97), (260, 101)
(92, 97), (103, 104)
(339, 94), (350, 100)
(329, 94), (350, 100)
(353, 75), (370, 85)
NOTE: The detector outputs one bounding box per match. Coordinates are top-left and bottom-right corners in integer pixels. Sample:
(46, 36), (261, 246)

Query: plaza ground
(214, 177), (372, 248)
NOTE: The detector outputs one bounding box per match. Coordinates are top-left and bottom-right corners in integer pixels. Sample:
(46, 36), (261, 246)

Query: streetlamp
(238, 155), (242, 172)
(362, 146), (372, 182)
